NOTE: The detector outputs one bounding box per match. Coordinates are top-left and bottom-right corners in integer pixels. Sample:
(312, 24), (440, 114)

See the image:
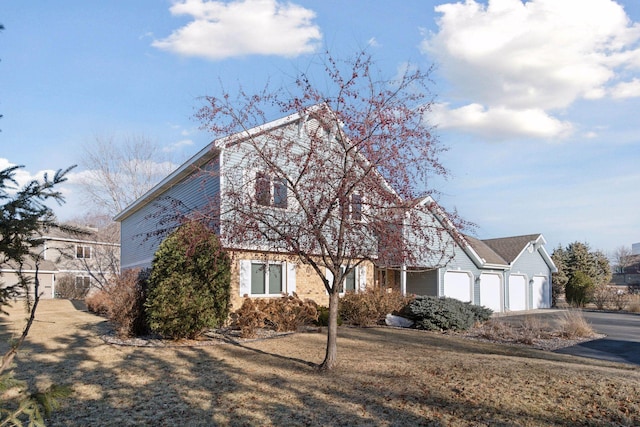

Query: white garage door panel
(443, 271), (472, 303)
(532, 276), (550, 309)
(508, 275), (527, 312)
(480, 273), (502, 312)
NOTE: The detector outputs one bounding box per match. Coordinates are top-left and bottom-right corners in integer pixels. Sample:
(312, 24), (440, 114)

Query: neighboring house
(611, 255), (640, 290)
(0, 225), (120, 299)
(115, 108), (556, 312)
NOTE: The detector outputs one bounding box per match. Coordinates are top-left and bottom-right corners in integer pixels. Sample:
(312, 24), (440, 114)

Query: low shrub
(85, 269), (150, 338)
(232, 294), (318, 338)
(339, 287), (413, 326)
(591, 283), (611, 310)
(400, 296), (492, 331)
(55, 273), (91, 300)
(316, 306), (342, 327)
(85, 290), (111, 317)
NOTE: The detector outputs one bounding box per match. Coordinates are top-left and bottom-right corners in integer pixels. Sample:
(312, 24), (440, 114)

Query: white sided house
(115, 108), (556, 313)
(114, 106), (385, 309)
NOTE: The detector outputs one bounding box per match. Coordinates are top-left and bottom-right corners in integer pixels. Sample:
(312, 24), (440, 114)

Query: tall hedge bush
(145, 222), (231, 339)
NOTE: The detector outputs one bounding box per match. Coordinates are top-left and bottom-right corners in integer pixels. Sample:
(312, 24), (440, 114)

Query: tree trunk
(319, 291), (340, 371)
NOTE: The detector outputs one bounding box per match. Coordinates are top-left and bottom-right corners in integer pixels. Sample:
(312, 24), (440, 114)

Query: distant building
(633, 242), (640, 255)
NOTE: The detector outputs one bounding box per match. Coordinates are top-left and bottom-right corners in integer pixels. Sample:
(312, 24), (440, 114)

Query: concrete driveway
(554, 310), (640, 365)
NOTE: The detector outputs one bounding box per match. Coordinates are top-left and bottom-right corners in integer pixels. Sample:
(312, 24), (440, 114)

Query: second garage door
(480, 273), (502, 312)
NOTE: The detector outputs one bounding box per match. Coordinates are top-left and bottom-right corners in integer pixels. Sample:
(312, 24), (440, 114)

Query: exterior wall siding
(120, 159), (220, 269)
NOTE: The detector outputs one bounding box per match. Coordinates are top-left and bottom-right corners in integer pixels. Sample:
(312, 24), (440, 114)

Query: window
(255, 172), (271, 206)
(255, 173), (287, 209)
(339, 193), (363, 221)
(75, 276), (91, 292)
(351, 194), (362, 221)
(76, 245), (91, 259)
(342, 266), (356, 292)
(250, 262), (283, 296)
(273, 178), (288, 208)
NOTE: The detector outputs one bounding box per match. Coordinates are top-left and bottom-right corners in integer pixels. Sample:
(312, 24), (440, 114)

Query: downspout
(401, 264), (407, 296)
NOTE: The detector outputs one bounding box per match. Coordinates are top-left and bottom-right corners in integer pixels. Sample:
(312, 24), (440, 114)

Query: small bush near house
(145, 222), (231, 340)
(231, 294), (318, 338)
(565, 271), (594, 307)
(85, 290), (111, 317)
(85, 269), (150, 338)
(55, 273), (90, 300)
(339, 287), (413, 326)
(400, 296), (492, 331)
(316, 306), (343, 327)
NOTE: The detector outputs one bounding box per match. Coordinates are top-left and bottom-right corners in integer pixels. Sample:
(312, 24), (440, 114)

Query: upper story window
(340, 193), (363, 222)
(76, 245), (92, 259)
(255, 172), (288, 209)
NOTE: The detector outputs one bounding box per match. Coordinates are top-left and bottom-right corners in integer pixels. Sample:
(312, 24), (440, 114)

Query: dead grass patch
(1, 300), (638, 426)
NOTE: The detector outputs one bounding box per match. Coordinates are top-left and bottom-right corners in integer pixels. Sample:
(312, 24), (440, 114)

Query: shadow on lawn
(3, 305), (636, 426)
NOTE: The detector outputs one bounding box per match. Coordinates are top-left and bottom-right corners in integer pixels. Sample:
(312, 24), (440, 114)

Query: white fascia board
(538, 244), (558, 273)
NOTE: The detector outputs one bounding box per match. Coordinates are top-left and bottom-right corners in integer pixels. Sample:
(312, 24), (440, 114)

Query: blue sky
(2, 0), (639, 256)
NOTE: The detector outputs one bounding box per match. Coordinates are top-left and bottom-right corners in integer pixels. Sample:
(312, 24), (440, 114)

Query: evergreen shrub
(400, 296), (492, 331)
(145, 222), (231, 340)
(565, 271), (594, 307)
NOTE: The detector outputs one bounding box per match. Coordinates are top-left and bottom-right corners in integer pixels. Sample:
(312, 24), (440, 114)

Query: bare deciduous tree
(195, 51), (461, 370)
(612, 245), (634, 273)
(78, 135), (176, 217)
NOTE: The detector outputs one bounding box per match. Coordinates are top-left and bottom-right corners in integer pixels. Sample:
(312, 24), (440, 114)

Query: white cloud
(610, 78), (640, 98)
(153, 0), (322, 60)
(163, 139), (194, 152)
(423, 0), (640, 138)
(431, 103), (573, 139)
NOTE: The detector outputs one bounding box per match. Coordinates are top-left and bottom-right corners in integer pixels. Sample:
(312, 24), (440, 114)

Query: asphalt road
(554, 310), (640, 365)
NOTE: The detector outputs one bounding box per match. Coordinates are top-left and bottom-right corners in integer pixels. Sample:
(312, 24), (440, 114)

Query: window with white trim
(340, 193), (363, 221)
(76, 245), (92, 259)
(251, 262), (283, 296)
(255, 172), (288, 209)
(342, 266), (356, 292)
(75, 276), (91, 292)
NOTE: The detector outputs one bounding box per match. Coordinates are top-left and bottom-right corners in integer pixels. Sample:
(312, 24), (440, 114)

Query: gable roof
(114, 103), (401, 223)
(482, 234), (543, 264)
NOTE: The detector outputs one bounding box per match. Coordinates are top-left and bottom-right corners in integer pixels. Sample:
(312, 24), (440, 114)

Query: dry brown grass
(627, 294), (640, 313)
(1, 300), (639, 426)
(558, 309), (595, 339)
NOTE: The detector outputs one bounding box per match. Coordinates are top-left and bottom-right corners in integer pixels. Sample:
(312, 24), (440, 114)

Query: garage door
(532, 276), (550, 309)
(480, 273), (502, 312)
(508, 275), (527, 311)
(443, 271), (472, 303)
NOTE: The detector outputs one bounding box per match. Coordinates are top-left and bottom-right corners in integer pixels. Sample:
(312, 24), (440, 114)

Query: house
(115, 106), (556, 312)
(611, 254), (640, 291)
(395, 196), (557, 312)
(0, 224), (120, 299)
